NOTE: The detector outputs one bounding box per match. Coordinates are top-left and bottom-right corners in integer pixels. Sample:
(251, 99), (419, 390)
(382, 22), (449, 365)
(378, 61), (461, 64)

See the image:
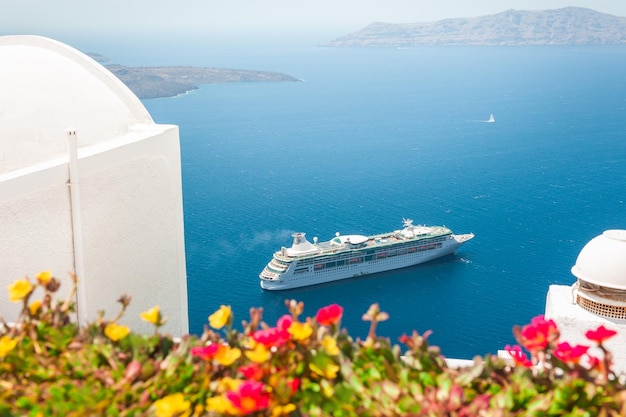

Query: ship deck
(276, 226), (452, 261)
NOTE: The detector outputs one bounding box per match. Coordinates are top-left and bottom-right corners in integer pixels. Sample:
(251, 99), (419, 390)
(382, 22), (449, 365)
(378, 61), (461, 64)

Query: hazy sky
(2, 0), (626, 38)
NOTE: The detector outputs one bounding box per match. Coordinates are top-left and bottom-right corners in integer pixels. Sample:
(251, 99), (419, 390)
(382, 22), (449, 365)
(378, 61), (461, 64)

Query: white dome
(0, 35), (153, 174)
(571, 230), (626, 290)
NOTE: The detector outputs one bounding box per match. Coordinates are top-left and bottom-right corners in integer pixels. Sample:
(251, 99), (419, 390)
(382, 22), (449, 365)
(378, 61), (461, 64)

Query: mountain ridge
(327, 7), (626, 47)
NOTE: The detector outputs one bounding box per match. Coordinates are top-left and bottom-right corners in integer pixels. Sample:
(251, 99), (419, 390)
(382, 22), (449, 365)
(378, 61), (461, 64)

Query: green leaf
(15, 397), (33, 410)
(418, 371), (436, 386)
(398, 394), (421, 414)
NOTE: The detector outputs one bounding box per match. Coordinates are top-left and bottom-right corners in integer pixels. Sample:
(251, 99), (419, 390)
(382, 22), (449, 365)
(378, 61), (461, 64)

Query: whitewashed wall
(0, 127), (189, 336)
(545, 285), (626, 375)
(0, 36), (188, 336)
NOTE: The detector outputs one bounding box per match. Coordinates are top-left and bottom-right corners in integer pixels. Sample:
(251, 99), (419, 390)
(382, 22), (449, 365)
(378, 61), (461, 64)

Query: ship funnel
(292, 232), (307, 245)
(287, 232), (320, 255)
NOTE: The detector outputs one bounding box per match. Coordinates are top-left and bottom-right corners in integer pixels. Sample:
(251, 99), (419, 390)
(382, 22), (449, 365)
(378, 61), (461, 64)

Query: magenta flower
(518, 315), (559, 352)
(553, 341), (589, 364)
(252, 327), (289, 348)
(226, 380), (270, 414)
(585, 325), (617, 344)
(238, 363), (264, 380)
(191, 343), (220, 361)
(316, 304), (344, 326)
(276, 314), (293, 332)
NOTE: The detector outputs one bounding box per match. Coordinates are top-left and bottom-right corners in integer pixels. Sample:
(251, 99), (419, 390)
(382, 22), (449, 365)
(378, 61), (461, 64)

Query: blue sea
(138, 44), (626, 360)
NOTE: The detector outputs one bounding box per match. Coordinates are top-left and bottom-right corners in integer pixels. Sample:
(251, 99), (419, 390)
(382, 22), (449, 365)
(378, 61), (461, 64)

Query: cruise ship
(259, 219), (474, 290)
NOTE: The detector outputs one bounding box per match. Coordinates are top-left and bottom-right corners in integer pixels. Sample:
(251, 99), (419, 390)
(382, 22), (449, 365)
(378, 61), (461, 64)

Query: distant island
(326, 7), (626, 47)
(87, 54), (300, 99)
(89, 6), (626, 98)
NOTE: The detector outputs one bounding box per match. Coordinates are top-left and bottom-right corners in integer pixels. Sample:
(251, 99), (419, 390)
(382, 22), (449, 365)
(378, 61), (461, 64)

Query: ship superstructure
(259, 218), (473, 290)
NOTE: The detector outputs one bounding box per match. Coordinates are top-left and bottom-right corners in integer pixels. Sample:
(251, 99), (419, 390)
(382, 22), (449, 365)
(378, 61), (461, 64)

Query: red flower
(316, 304), (344, 326)
(586, 355), (609, 374)
(505, 344), (532, 368)
(518, 315), (559, 352)
(287, 378), (300, 395)
(226, 380), (270, 414)
(238, 363), (265, 380)
(553, 342), (589, 364)
(191, 343), (220, 361)
(398, 330), (433, 350)
(585, 325), (617, 344)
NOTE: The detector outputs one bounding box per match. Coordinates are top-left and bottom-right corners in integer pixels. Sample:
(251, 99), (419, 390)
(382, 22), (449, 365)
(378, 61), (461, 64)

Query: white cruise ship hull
(260, 223), (473, 290)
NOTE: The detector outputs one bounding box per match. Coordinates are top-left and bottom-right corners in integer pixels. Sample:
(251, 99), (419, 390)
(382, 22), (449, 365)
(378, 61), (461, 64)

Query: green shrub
(1, 272), (624, 416)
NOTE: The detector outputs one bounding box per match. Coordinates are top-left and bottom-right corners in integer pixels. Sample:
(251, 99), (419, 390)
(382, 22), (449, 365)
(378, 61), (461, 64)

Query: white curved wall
(0, 36), (188, 335)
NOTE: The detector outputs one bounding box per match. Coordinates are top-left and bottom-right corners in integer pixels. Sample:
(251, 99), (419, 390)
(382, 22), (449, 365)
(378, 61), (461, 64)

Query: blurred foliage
(1, 272), (625, 416)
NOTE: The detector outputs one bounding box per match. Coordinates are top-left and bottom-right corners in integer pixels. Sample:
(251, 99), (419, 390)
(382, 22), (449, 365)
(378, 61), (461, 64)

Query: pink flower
(518, 315), (559, 353)
(226, 380), (270, 414)
(505, 344), (532, 368)
(316, 304), (344, 326)
(585, 325), (617, 344)
(553, 342), (589, 364)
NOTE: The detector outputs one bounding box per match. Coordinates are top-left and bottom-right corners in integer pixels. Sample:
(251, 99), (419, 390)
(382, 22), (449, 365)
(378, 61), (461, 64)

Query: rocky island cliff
(108, 65), (299, 100)
(87, 54), (299, 100)
(327, 7), (626, 47)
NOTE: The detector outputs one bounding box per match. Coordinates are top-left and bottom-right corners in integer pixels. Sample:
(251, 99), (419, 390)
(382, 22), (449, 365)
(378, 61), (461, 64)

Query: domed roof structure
(545, 230), (626, 373)
(0, 35), (153, 175)
(571, 230), (626, 290)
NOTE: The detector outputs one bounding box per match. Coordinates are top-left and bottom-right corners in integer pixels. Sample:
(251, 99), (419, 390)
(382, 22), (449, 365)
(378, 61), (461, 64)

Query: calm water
(142, 45), (626, 360)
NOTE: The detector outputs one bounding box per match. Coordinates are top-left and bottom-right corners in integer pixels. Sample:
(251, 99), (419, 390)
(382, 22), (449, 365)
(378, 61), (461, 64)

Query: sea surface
(139, 45), (626, 360)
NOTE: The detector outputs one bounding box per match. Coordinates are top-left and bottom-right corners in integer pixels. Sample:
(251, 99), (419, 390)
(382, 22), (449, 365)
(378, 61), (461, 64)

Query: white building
(0, 35), (188, 335)
(545, 230), (626, 374)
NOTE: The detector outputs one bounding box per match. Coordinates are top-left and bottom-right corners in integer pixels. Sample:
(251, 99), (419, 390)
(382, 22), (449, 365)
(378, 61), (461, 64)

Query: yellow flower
(309, 362), (340, 379)
(153, 393), (191, 417)
(217, 377), (243, 393)
(321, 335), (340, 356)
(36, 270), (52, 285)
(0, 335), (18, 358)
(215, 346), (241, 366)
(140, 305), (161, 325)
(272, 404), (296, 417)
(8, 278), (33, 302)
(245, 343), (270, 364)
(29, 300), (43, 316)
(206, 395), (238, 415)
(288, 321), (313, 341)
(104, 323), (130, 341)
(208, 305), (231, 329)
(321, 379), (335, 398)
(193, 404), (204, 417)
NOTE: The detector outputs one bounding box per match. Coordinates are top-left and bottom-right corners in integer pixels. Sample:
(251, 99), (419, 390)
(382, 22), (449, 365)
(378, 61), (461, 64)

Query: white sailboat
(487, 114), (495, 123)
